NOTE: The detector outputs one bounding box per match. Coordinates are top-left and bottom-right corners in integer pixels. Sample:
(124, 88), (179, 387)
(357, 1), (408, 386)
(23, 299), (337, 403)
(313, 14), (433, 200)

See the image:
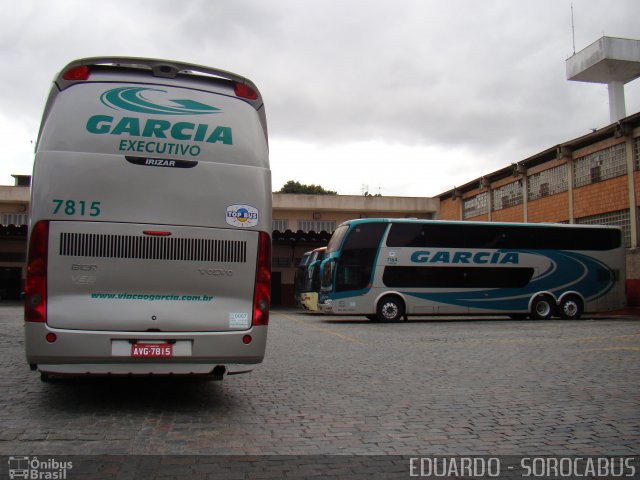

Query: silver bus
(25, 57), (271, 380)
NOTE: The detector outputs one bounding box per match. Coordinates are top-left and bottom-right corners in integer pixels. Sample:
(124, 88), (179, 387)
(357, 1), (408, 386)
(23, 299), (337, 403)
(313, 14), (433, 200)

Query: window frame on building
(527, 164), (568, 201)
(297, 220), (337, 233)
(462, 192), (489, 219)
(573, 143), (627, 188)
(272, 219), (289, 232)
(491, 180), (523, 211)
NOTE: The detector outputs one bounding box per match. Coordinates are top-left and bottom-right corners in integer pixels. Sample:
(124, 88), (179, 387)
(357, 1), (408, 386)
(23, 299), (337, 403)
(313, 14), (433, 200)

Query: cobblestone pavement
(1, 304), (639, 457)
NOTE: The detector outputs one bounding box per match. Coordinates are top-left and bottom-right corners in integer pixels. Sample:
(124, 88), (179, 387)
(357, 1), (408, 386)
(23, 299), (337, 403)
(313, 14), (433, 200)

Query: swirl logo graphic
(405, 249), (615, 312)
(100, 87), (221, 115)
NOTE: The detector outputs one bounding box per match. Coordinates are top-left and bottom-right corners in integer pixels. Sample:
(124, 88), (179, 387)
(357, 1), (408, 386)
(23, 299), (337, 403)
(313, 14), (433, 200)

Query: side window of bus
(335, 223), (387, 292)
(386, 223), (424, 247)
(386, 222), (622, 251)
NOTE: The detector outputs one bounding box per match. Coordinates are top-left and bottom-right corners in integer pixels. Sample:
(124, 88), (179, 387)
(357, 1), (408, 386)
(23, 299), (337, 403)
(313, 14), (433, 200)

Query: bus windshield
(327, 225), (348, 252)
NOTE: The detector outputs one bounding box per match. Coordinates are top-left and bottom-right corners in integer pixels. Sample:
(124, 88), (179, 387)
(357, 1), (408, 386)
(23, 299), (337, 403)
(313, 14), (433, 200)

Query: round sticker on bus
(226, 204), (259, 228)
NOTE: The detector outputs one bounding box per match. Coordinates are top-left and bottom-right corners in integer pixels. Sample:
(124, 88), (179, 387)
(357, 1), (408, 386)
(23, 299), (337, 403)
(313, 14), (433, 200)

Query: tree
(276, 180), (337, 195)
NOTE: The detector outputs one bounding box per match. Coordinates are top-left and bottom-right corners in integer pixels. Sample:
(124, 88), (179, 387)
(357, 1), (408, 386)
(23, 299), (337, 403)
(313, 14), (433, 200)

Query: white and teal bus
(298, 246), (327, 311)
(318, 219), (625, 321)
(294, 250), (313, 308)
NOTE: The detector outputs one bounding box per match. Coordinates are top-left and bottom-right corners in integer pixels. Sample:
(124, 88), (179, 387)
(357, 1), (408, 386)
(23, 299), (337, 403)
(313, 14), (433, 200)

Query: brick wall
(573, 176), (628, 219)
(527, 192), (570, 223)
(439, 197), (461, 220)
(492, 204), (524, 223)
(445, 176), (631, 223)
(465, 213), (489, 222)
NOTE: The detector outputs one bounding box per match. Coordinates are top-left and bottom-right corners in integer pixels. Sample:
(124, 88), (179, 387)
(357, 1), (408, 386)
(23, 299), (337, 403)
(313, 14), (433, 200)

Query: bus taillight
(234, 83), (258, 100)
(25, 221), (49, 322)
(62, 65), (90, 81)
(252, 231), (271, 326)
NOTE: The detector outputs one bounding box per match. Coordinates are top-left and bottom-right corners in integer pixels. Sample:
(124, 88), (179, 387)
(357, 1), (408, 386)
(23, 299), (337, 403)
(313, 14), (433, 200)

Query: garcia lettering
(86, 115), (233, 145)
(410, 250), (519, 265)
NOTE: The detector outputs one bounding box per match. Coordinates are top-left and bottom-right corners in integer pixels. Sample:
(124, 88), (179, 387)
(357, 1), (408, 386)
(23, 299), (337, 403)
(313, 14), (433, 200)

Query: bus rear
(25, 57), (271, 379)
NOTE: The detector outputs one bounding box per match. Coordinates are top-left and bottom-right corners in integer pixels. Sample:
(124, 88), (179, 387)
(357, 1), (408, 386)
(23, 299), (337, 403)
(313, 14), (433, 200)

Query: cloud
(1, 0), (638, 193)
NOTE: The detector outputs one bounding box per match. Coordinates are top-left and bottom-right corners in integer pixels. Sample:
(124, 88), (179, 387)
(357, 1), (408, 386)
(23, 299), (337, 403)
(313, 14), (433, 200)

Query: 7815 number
(52, 199), (101, 217)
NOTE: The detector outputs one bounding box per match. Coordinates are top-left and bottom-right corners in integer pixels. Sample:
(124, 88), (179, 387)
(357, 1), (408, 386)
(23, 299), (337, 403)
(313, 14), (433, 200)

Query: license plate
(131, 343), (172, 358)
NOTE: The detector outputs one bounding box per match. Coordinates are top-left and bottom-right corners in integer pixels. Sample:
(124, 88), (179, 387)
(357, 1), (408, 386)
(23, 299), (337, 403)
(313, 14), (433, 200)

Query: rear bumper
(35, 363), (253, 376)
(25, 322), (267, 375)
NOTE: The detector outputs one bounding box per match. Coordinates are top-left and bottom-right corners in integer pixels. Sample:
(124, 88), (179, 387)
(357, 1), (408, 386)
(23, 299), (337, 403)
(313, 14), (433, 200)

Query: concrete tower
(566, 37), (640, 123)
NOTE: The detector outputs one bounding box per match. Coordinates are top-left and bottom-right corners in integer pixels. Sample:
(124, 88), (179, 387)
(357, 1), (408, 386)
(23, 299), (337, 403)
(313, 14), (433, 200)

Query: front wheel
(559, 295), (583, 320)
(376, 296), (405, 322)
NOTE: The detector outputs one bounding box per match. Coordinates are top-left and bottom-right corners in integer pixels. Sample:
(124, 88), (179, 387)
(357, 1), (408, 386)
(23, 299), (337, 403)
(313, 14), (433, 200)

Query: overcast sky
(1, 0), (638, 197)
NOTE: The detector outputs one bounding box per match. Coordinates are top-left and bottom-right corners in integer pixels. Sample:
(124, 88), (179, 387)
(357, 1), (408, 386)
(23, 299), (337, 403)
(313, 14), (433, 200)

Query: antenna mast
(571, 2), (576, 55)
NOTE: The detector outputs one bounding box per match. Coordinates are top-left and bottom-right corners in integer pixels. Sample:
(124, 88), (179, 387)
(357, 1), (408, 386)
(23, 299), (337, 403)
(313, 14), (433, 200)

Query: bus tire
(530, 294), (555, 320)
(376, 296), (405, 322)
(559, 295), (583, 320)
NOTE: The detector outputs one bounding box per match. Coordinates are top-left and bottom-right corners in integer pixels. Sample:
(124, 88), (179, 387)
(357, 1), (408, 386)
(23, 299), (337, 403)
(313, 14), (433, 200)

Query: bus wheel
(530, 294), (554, 320)
(559, 295), (583, 320)
(377, 296), (405, 322)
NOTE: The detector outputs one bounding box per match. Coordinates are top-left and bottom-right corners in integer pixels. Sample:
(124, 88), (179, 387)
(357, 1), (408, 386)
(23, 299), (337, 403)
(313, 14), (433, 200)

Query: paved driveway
(1, 305), (639, 457)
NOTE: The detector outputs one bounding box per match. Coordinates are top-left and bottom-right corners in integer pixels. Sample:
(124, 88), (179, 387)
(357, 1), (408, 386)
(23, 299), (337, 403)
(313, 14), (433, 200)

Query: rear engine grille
(59, 233), (247, 263)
